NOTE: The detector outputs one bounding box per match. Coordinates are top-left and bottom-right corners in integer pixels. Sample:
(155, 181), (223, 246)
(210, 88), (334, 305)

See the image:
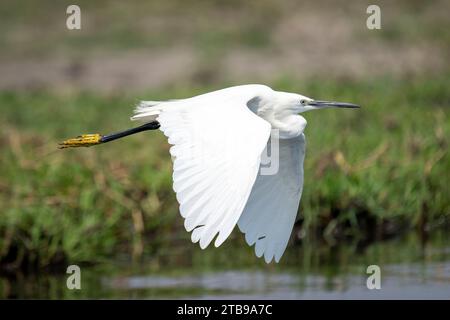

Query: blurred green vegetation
(1, 0), (448, 59)
(0, 75), (448, 271)
(0, 0), (282, 58)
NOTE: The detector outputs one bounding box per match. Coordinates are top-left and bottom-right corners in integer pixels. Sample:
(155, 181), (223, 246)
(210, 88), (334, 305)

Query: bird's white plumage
(131, 84), (312, 263)
(238, 134), (305, 263)
(134, 86), (272, 249)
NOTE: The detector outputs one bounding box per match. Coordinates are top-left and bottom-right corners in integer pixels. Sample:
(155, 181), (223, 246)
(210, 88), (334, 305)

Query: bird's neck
(272, 115), (307, 139)
(255, 105), (307, 139)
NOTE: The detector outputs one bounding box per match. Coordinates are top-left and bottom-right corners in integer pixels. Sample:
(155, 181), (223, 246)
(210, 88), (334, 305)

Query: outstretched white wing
(157, 98), (271, 249)
(238, 134), (306, 263)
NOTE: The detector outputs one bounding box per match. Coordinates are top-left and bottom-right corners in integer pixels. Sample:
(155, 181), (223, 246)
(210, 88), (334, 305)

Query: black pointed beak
(308, 100), (360, 108)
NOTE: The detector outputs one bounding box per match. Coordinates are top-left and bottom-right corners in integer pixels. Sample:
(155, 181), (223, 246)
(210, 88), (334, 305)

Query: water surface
(1, 232), (449, 299)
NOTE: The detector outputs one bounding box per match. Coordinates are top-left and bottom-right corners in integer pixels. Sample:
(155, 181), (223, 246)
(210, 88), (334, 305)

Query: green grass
(0, 75), (449, 271)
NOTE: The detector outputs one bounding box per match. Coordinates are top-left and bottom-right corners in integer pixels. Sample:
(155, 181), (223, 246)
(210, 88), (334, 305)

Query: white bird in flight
(60, 84), (359, 263)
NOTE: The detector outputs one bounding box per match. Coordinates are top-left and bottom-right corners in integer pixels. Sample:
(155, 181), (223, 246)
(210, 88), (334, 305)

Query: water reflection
(103, 262), (450, 299)
(1, 232), (449, 299)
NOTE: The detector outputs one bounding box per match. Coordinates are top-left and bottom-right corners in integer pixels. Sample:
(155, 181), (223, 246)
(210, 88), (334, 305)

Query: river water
(1, 232), (449, 299)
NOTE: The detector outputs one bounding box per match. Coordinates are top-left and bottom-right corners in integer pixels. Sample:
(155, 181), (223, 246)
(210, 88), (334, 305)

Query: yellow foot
(58, 134), (103, 149)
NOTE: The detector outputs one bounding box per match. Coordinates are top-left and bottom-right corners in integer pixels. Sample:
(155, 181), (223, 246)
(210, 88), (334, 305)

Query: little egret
(60, 84), (360, 263)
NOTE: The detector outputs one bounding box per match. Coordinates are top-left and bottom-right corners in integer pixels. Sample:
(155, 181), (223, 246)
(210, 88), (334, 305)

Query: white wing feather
(238, 134), (306, 263)
(141, 94), (271, 250)
(132, 85), (305, 263)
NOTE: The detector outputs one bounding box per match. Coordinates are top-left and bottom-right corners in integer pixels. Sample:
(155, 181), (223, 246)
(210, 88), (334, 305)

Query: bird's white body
(130, 84), (354, 263)
(133, 85), (309, 139)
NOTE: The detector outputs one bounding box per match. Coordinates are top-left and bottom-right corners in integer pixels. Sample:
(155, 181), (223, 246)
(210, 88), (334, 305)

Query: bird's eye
(300, 99), (307, 105)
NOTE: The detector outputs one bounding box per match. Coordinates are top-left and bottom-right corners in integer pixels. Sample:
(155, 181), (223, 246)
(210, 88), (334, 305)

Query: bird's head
(278, 92), (360, 113)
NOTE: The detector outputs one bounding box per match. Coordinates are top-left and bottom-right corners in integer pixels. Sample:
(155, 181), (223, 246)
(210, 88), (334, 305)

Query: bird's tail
(130, 101), (164, 122)
(131, 99), (180, 122)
